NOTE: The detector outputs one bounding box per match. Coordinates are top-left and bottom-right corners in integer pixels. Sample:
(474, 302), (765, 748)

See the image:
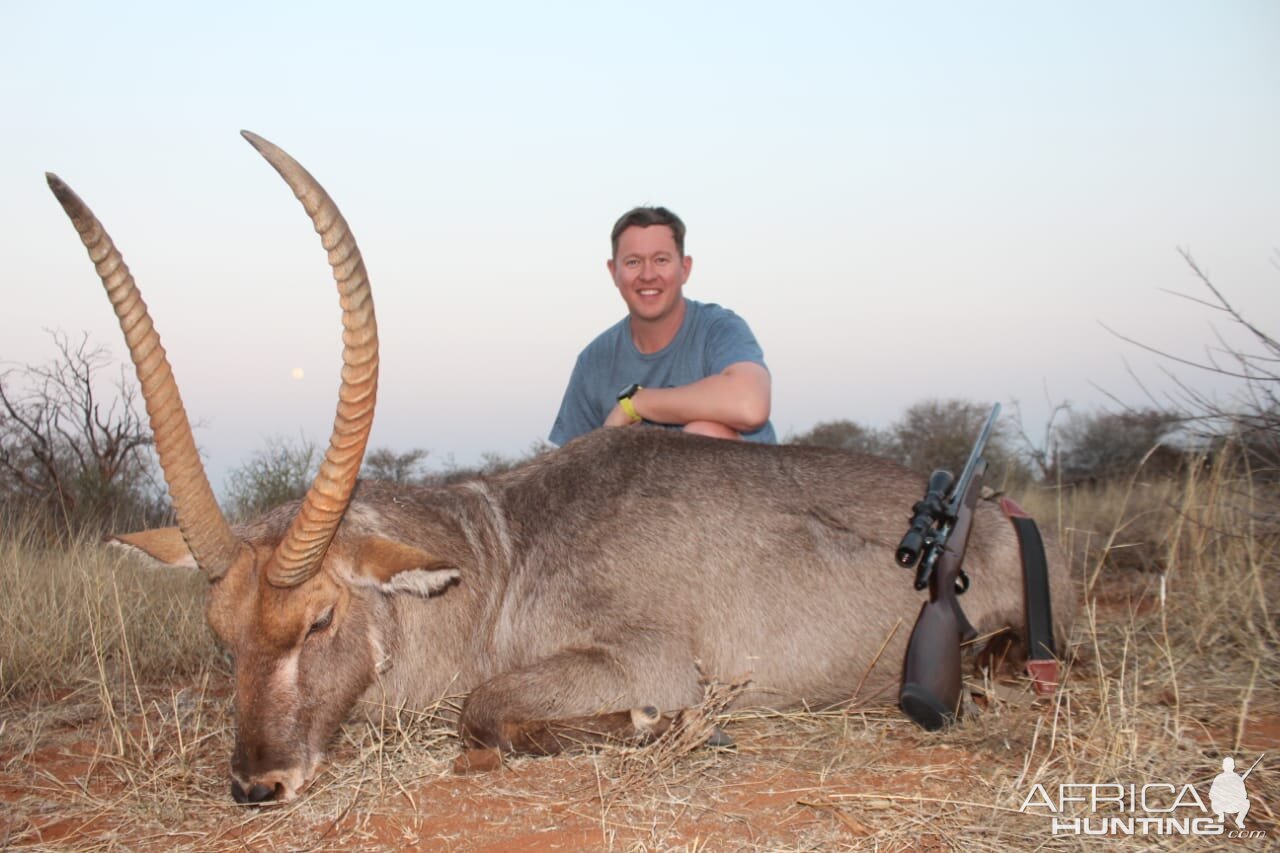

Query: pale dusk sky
(3, 1), (1277, 488)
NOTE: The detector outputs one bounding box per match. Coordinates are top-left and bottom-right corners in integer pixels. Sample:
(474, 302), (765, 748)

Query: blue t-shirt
(550, 299), (777, 445)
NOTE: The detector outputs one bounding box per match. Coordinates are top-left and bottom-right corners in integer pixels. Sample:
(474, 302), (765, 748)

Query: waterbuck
(46, 132), (1076, 804)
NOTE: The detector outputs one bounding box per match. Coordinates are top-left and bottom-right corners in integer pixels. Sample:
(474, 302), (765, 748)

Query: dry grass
(1, 449), (1277, 850)
(0, 512), (217, 705)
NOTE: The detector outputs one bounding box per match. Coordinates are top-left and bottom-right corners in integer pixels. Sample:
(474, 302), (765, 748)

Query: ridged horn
(239, 131), (378, 588)
(45, 173), (245, 580)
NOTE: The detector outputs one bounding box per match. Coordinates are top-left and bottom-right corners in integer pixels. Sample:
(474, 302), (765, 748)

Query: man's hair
(610, 206), (687, 258)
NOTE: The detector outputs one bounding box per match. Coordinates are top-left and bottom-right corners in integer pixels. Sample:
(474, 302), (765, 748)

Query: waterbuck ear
(356, 537), (459, 599)
(109, 528), (199, 570)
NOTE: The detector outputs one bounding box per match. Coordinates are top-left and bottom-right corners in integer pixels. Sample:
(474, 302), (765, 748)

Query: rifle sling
(999, 497), (1059, 695)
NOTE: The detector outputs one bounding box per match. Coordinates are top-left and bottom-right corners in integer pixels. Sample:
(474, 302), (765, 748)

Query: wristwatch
(616, 383), (644, 423)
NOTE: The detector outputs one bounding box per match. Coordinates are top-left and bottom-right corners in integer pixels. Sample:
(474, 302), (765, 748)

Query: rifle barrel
(945, 403), (1002, 518)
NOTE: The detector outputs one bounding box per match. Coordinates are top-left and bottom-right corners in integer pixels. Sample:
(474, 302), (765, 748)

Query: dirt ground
(0, 699), (1086, 851)
(2, 571), (1277, 851)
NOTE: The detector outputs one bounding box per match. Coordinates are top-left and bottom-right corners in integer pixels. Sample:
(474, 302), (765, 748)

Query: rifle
(895, 403), (1000, 730)
(1240, 753), (1265, 782)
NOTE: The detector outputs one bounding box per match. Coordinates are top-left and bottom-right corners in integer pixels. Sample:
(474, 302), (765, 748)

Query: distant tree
(431, 440), (554, 484)
(788, 420), (895, 456)
(224, 435), (318, 521)
(890, 398), (1018, 478)
(787, 401), (1026, 483)
(1053, 408), (1183, 483)
(1007, 398), (1073, 481)
(0, 331), (166, 535)
(361, 447), (429, 483)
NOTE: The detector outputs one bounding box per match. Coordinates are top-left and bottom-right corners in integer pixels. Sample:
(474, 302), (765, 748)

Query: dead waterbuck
(45, 132), (1076, 803)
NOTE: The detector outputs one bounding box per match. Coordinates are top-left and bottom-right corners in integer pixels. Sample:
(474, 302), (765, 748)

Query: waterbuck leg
(454, 645), (702, 771)
(477, 705), (675, 753)
(455, 706), (674, 773)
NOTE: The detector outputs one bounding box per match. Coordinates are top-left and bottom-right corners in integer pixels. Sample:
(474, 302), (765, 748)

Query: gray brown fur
(212, 425), (1074, 794)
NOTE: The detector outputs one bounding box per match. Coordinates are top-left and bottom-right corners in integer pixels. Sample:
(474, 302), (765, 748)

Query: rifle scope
(895, 469), (954, 568)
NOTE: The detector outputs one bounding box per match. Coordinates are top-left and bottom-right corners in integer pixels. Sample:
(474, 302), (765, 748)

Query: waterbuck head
(47, 132), (455, 803)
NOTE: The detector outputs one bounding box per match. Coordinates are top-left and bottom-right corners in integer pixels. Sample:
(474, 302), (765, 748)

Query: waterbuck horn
(45, 174), (246, 579)
(239, 131), (379, 588)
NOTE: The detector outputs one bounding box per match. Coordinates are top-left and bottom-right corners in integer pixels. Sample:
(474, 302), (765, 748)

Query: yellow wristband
(619, 393), (642, 423)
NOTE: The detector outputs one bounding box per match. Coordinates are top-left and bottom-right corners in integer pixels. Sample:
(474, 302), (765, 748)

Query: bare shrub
(360, 446), (430, 483)
(1170, 250), (1280, 475)
(0, 331), (168, 537)
(223, 434), (318, 521)
(1106, 249), (1280, 481)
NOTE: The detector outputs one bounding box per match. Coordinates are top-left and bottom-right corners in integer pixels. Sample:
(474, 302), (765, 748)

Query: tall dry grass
(998, 446), (1278, 831)
(0, 447), (1276, 850)
(1022, 444), (1276, 672)
(0, 509), (217, 705)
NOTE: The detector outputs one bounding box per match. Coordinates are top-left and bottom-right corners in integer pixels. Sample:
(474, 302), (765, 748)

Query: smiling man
(550, 206), (776, 445)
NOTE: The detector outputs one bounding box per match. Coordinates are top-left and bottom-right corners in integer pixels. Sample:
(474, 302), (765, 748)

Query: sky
(3, 1), (1278, 491)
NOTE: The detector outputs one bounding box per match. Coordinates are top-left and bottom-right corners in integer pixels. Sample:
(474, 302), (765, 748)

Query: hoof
(704, 725), (735, 749)
(453, 747), (504, 774)
(630, 705), (662, 731)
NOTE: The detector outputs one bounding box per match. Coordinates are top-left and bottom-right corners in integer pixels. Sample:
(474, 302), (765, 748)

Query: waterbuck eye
(307, 607), (334, 638)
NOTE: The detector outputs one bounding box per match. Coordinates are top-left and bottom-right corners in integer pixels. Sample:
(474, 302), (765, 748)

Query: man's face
(608, 225), (692, 323)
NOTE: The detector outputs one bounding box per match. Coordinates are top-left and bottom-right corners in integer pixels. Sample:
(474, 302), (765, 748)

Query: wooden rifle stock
(899, 461), (983, 730)
(901, 481), (977, 727)
(901, 466), (977, 732)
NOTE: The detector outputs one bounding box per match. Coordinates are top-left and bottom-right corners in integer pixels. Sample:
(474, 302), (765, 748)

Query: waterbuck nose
(231, 778), (281, 804)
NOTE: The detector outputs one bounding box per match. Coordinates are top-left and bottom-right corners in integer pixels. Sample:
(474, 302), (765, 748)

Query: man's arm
(604, 361), (771, 433)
